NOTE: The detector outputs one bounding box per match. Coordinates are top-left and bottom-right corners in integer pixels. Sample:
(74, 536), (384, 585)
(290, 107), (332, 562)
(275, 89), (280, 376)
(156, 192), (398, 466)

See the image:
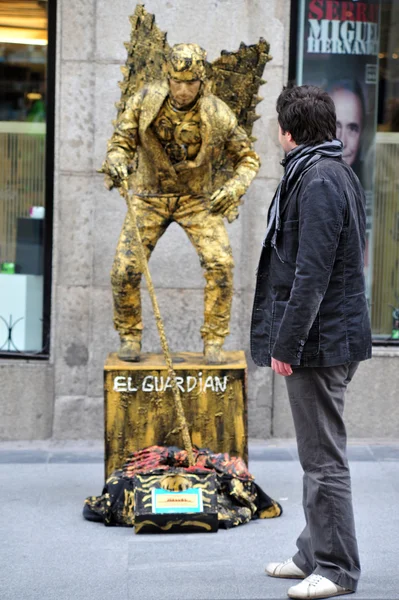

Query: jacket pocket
(302, 313), (320, 358)
(269, 300), (287, 355)
(275, 220), (299, 263)
(345, 292), (371, 355)
(269, 300), (320, 358)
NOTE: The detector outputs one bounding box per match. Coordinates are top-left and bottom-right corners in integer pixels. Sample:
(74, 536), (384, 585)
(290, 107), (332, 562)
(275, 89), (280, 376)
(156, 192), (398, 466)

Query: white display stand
(0, 274), (43, 352)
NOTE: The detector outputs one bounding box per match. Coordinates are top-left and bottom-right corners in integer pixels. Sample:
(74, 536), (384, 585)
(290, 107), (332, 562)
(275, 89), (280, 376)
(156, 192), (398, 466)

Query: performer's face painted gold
(167, 43), (205, 108)
(168, 79), (201, 108)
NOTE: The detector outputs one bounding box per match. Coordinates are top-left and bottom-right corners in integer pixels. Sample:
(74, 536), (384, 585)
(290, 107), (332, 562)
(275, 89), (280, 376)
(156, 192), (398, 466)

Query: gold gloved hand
(209, 181), (242, 222)
(99, 152), (129, 189)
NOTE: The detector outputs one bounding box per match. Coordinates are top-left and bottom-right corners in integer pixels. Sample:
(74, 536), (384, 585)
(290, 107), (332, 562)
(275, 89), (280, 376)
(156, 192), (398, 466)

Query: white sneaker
(288, 574), (353, 599)
(265, 558), (306, 579)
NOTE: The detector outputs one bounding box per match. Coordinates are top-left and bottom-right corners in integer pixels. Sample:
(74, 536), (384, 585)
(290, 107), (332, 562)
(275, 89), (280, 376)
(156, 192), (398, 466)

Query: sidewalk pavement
(1, 439), (399, 600)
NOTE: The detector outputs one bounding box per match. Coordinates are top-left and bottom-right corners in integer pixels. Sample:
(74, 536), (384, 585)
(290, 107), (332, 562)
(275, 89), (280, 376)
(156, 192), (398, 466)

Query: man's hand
(104, 158), (128, 182)
(99, 154), (129, 189)
(210, 186), (236, 215)
(271, 358), (293, 376)
(209, 184), (242, 223)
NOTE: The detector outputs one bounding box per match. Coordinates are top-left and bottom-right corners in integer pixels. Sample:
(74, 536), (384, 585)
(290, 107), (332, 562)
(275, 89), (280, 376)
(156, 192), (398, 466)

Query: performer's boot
(204, 341), (225, 365)
(118, 336), (141, 362)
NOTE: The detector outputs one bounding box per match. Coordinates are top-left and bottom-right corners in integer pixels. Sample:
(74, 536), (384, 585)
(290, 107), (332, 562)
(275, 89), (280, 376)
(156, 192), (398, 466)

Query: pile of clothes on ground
(83, 445), (282, 528)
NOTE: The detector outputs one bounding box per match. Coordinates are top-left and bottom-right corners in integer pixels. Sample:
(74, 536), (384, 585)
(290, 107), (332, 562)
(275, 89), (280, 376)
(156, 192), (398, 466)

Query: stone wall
(1, 0), (398, 441)
(49, 0), (291, 439)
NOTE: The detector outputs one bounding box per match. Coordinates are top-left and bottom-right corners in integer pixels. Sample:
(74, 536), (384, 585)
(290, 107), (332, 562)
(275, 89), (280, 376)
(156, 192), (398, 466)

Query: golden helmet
(167, 43), (207, 81)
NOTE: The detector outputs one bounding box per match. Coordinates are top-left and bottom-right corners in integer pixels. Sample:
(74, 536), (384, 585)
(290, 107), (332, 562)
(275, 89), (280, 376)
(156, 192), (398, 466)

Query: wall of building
(1, 0), (398, 442)
(50, 0), (291, 440)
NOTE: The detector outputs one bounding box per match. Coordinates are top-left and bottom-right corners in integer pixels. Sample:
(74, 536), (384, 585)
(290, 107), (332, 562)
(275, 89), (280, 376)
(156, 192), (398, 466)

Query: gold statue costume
(100, 8), (271, 364)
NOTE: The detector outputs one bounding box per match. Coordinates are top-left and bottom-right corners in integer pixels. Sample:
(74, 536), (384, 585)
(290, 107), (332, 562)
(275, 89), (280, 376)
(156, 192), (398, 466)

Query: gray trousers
(285, 363), (360, 592)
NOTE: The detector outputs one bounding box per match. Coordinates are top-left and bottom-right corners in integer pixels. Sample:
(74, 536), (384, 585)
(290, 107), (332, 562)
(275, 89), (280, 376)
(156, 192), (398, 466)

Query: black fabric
(83, 446), (282, 529)
(264, 140), (344, 256)
(251, 145), (372, 367)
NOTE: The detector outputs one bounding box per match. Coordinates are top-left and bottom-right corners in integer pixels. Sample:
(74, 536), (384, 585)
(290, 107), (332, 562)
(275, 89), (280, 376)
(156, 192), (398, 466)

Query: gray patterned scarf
(264, 140), (343, 253)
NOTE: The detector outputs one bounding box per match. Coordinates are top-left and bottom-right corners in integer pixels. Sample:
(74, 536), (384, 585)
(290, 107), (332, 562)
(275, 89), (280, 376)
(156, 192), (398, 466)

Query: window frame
(0, 0), (57, 360)
(287, 0), (398, 347)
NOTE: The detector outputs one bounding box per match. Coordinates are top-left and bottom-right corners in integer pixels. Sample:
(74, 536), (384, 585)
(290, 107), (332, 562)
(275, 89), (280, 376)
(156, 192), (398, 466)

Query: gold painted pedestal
(104, 351), (247, 479)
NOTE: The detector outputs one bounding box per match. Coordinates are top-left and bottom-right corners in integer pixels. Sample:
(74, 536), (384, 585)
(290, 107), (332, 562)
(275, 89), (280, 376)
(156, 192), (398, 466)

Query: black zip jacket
(250, 156), (372, 367)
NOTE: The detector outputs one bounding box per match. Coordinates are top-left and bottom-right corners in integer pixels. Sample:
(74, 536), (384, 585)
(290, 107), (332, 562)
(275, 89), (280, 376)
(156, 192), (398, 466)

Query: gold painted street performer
(100, 7), (270, 364)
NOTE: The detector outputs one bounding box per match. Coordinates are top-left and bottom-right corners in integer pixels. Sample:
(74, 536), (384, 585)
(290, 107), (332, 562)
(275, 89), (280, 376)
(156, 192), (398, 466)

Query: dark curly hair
(276, 84), (337, 145)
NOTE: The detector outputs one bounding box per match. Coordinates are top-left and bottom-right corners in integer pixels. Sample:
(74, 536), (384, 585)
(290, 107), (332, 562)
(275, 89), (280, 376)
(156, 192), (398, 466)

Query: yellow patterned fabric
(102, 78), (260, 346)
(111, 194), (233, 343)
(103, 80), (260, 198)
(83, 446), (283, 529)
(152, 98), (202, 164)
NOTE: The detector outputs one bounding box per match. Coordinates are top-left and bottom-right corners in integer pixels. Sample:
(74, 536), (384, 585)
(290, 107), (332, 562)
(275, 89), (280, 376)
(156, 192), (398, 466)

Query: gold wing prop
(115, 5), (271, 136)
(209, 39), (272, 142)
(110, 6), (271, 205)
(115, 4), (170, 121)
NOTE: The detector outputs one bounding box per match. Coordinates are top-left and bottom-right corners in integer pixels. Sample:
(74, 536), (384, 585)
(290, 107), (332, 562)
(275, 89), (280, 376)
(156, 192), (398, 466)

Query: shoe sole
(265, 569), (305, 579)
(287, 589), (353, 599)
(118, 354), (140, 362)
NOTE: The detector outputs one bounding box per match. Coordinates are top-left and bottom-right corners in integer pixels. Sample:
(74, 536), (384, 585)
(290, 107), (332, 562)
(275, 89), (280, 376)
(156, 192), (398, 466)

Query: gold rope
(119, 183), (195, 467)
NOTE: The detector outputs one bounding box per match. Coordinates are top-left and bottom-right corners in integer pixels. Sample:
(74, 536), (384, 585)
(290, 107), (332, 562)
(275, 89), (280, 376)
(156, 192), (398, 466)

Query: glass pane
(0, 0), (47, 353)
(372, 1), (399, 340)
(295, 0), (380, 310)
(295, 0), (399, 343)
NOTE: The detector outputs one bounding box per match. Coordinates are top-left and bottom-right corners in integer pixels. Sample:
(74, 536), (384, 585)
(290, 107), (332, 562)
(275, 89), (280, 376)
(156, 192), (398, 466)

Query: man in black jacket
(251, 85), (372, 599)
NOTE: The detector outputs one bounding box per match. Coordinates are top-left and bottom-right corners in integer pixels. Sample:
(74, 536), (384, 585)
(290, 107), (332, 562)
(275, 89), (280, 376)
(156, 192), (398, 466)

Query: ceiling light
(0, 37), (47, 45)
(0, 26), (47, 45)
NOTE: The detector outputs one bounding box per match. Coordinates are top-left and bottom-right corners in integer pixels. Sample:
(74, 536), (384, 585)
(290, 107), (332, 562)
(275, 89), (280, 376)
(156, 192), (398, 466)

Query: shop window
(290, 0), (399, 343)
(373, 1), (399, 340)
(0, 0), (54, 357)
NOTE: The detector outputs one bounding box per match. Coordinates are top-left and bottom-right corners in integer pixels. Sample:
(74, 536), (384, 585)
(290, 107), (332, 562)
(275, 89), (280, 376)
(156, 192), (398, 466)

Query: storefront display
(294, 0), (399, 341)
(0, 1), (48, 356)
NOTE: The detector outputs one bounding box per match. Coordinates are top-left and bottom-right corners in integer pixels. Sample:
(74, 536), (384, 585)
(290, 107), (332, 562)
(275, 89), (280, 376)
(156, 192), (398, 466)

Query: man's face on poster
(331, 88), (363, 166)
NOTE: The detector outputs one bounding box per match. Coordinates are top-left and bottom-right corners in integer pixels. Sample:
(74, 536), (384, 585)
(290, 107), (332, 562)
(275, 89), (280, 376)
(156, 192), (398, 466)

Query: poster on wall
(296, 0), (380, 301)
